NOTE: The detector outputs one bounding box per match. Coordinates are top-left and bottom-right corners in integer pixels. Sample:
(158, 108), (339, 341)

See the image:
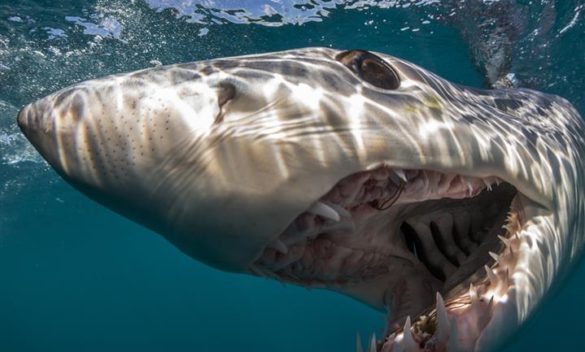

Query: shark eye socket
(336, 50), (400, 90)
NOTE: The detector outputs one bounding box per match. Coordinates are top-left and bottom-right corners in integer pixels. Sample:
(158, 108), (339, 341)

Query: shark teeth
(381, 292), (455, 351)
(356, 333), (378, 352)
(307, 201), (340, 222)
(463, 176), (475, 196)
(485, 265), (498, 286)
(402, 316), (418, 350)
(435, 292), (450, 343)
(394, 169), (408, 183)
(368, 334), (377, 352)
(498, 234), (511, 247)
(469, 283), (479, 303)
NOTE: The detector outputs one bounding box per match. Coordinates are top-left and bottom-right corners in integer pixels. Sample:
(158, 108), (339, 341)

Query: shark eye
(336, 50), (400, 90)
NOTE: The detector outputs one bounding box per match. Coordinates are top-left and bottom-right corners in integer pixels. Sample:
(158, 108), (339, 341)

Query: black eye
(335, 50), (400, 90)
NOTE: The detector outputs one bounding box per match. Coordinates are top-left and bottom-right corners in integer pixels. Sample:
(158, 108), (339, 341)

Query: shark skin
(16, 48), (585, 351)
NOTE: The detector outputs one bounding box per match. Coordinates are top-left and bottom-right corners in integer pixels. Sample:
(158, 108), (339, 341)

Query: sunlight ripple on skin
(16, 48), (585, 351)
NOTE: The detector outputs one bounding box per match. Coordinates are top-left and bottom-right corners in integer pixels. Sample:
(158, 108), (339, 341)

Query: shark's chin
(250, 166), (529, 351)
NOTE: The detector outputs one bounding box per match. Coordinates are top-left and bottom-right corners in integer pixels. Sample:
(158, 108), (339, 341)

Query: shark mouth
(250, 166), (525, 351)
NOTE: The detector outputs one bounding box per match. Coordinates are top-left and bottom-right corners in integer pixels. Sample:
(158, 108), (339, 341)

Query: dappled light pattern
(17, 47), (585, 351)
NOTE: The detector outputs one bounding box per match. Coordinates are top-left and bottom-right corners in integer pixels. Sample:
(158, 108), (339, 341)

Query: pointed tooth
(482, 178), (492, 191)
(356, 333), (363, 352)
(368, 334), (377, 352)
(463, 176), (477, 196)
(489, 251), (499, 262)
(497, 235), (510, 247)
(435, 292), (450, 342)
(394, 169), (408, 183)
(308, 201), (340, 222)
(485, 265), (498, 286)
(402, 316), (417, 351)
(388, 172), (403, 187)
(469, 283), (479, 302)
(268, 240), (289, 254)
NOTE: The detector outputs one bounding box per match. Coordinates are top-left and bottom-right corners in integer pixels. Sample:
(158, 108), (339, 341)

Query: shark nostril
(214, 82), (236, 124)
(217, 82), (236, 107)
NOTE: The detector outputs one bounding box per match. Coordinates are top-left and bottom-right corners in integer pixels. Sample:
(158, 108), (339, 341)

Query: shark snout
(16, 87), (91, 177)
(16, 98), (53, 138)
(16, 97), (59, 161)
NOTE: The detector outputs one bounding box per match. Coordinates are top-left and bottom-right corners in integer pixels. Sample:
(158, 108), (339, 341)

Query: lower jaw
(251, 166), (526, 351)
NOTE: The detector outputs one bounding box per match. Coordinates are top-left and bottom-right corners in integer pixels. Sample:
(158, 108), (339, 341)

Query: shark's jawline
(16, 48), (585, 351)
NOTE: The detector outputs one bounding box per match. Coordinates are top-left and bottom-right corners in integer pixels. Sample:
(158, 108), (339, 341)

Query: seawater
(0, 1), (584, 351)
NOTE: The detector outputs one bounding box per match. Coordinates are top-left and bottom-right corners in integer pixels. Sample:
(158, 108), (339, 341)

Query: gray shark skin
(16, 48), (585, 351)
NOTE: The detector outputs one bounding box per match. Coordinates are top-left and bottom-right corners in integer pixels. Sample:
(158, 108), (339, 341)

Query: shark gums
(16, 48), (585, 351)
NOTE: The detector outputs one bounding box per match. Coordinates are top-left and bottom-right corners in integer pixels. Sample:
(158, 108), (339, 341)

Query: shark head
(17, 47), (585, 351)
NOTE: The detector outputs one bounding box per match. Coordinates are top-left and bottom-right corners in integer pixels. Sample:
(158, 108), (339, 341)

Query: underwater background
(0, 1), (584, 351)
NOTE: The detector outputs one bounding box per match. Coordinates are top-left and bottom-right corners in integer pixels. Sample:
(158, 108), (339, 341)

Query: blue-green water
(0, 1), (584, 351)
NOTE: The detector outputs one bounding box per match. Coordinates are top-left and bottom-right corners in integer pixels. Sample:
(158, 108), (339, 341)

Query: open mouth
(250, 166), (525, 351)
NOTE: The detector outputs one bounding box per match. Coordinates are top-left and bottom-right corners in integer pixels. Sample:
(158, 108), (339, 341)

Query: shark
(16, 47), (585, 351)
